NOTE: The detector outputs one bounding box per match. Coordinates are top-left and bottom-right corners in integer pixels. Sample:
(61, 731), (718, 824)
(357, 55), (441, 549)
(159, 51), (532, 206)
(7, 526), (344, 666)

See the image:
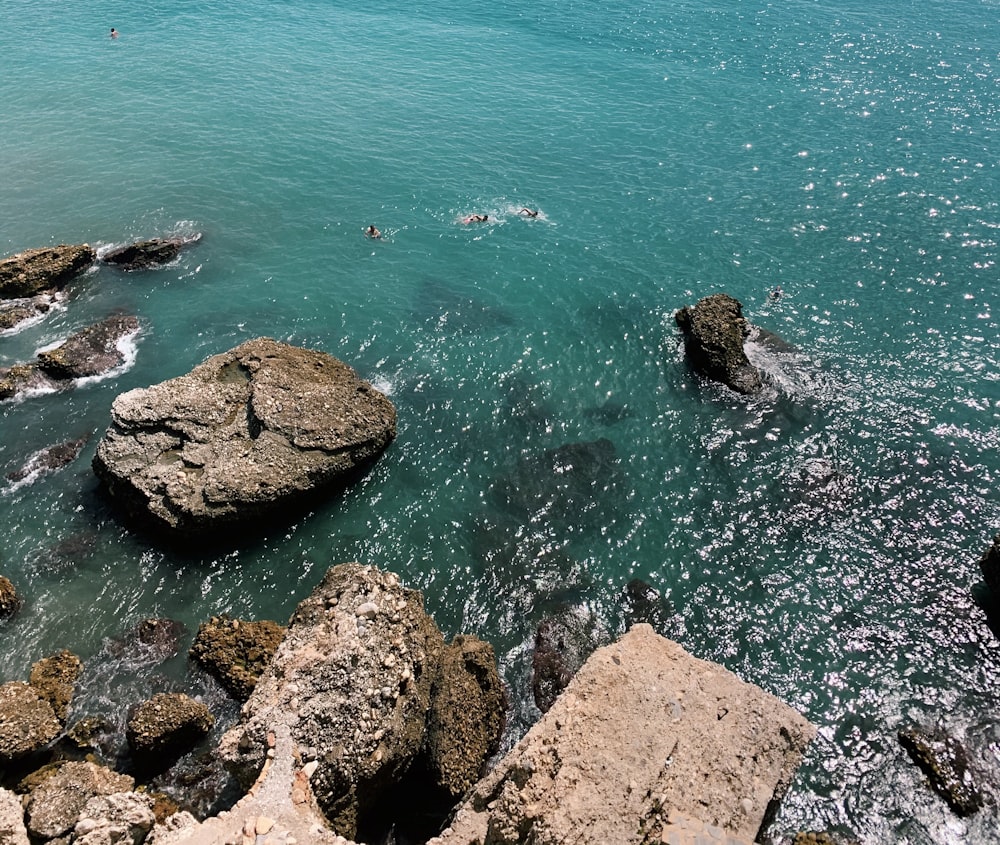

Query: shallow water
(1, 0), (999, 840)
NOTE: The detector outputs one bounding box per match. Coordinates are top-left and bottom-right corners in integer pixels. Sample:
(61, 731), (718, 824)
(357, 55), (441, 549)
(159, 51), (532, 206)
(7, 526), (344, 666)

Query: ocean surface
(2, 0), (999, 840)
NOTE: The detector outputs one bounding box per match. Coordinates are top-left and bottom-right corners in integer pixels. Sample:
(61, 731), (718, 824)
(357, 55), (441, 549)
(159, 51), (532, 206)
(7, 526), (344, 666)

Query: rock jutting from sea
(91, 337), (397, 538)
(675, 292), (763, 394)
(0, 244), (96, 300)
(101, 234), (202, 271)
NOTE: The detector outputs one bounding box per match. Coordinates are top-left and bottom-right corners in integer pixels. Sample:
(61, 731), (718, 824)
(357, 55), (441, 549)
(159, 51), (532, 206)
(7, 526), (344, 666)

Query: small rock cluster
(675, 292), (763, 394)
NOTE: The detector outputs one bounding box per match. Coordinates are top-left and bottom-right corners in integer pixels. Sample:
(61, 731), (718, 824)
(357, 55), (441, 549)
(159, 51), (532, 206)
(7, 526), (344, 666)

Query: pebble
(302, 760), (319, 778)
(255, 816), (274, 835)
(356, 602), (378, 619)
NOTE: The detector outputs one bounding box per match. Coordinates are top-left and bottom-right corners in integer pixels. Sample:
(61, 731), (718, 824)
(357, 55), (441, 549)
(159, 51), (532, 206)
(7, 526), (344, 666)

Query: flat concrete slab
(430, 624), (816, 845)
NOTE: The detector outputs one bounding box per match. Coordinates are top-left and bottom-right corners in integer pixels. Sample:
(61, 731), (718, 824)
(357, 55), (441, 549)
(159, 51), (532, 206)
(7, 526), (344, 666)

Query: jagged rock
(29, 649), (83, 722)
(0, 575), (23, 619)
(65, 716), (117, 757)
(425, 635), (505, 799)
(430, 625), (816, 845)
(0, 244), (96, 299)
(189, 615), (286, 701)
(978, 534), (1000, 601)
(102, 234), (202, 271)
(0, 362), (58, 401)
(898, 725), (983, 816)
(133, 618), (187, 663)
(73, 791), (156, 845)
(0, 787), (29, 845)
(126, 693), (214, 768)
(0, 294), (57, 332)
(219, 563), (504, 842)
(36, 314), (139, 380)
(532, 605), (609, 713)
(0, 681), (62, 763)
(92, 337), (397, 538)
(23, 761), (133, 841)
(623, 578), (675, 635)
(6, 435), (90, 484)
(675, 293), (763, 394)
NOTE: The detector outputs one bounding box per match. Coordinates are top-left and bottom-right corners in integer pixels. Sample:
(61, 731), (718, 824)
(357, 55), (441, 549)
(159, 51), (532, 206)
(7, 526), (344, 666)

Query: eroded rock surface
(898, 725), (984, 816)
(92, 337), (397, 537)
(431, 624), (815, 845)
(0, 682), (62, 764)
(0, 575), (23, 619)
(24, 761), (134, 841)
(0, 244), (96, 299)
(189, 615), (286, 701)
(29, 649), (83, 722)
(532, 605), (608, 714)
(127, 693), (215, 769)
(6, 435), (90, 484)
(0, 787), (29, 845)
(675, 293), (763, 394)
(103, 234), (202, 271)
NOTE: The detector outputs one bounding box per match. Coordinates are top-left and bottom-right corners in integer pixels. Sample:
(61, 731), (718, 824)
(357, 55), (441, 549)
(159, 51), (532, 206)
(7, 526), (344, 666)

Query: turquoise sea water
(2, 0), (999, 840)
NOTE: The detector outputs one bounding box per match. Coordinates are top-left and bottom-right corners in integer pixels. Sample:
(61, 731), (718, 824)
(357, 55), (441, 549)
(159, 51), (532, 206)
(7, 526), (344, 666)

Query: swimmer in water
(519, 207), (539, 218)
(110, 27), (118, 38)
(462, 214), (489, 224)
(365, 225), (382, 239)
(770, 285), (782, 300)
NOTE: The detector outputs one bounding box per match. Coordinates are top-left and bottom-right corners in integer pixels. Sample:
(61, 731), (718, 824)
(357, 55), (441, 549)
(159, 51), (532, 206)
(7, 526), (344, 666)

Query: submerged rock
(898, 725), (983, 816)
(0, 682), (62, 764)
(0, 294), (57, 333)
(6, 435), (90, 484)
(623, 577), (677, 637)
(127, 692), (215, 769)
(0, 244), (96, 299)
(29, 649), (83, 723)
(978, 534), (1000, 601)
(675, 293), (763, 394)
(0, 575), (23, 619)
(102, 234), (202, 271)
(532, 605), (609, 713)
(92, 337), (397, 538)
(189, 615), (286, 701)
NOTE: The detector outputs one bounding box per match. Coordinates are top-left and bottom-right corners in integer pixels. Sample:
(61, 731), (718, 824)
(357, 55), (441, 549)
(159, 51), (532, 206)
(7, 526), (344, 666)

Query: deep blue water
(1, 0), (999, 840)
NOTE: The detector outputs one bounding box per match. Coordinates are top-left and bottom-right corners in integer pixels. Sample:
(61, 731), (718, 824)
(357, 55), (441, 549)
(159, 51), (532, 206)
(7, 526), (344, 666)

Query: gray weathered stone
(0, 787), (29, 845)
(0, 245), (96, 299)
(675, 293), (763, 394)
(24, 761), (134, 841)
(92, 337), (397, 537)
(37, 314), (140, 380)
(429, 624), (815, 845)
(73, 791), (156, 845)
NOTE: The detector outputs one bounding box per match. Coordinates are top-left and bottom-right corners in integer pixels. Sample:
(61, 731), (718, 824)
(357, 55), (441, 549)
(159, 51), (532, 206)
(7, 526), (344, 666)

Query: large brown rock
(0, 682), (62, 763)
(430, 624), (815, 845)
(0, 244), (96, 299)
(675, 293), (763, 394)
(92, 337), (397, 537)
(127, 692), (214, 766)
(23, 761), (134, 841)
(37, 313), (140, 379)
(0, 575), (22, 619)
(189, 615), (286, 701)
(29, 649), (83, 722)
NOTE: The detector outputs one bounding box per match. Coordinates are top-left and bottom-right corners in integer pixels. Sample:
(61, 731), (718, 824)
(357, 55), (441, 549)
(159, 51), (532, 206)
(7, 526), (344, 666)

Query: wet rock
(675, 293), (763, 394)
(24, 761), (134, 841)
(133, 618), (188, 664)
(978, 534), (1000, 601)
(0, 244), (96, 299)
(430, 625), (816, 845)
(0, 787), (29, 845)
(218, 563), (501, 842)
(102, 234), (202, 271)
(532, 605), (609, 713)
(189, 615), (286, 702)
(898, 725), (983, 816)
(37, 314), (140, 380)
(29, 649), (83, 722)
(147, 748), (239, 821)
(0, 294), (57, 333)
(0, 575), (23, 619)
(493, 438), (623, 526)
(0, 682), (62, 764)
(92, 337), (397, 538)
(126, 693), (214, 769)
(425, 635), (506, 799)
(73, 791), (156, 845)
(0, 363), (58, 401)
(791, 832), (860, 845)
(65, 716), (117, 757)
(623, 578), (675, 636)
(6, 435), (90, 484)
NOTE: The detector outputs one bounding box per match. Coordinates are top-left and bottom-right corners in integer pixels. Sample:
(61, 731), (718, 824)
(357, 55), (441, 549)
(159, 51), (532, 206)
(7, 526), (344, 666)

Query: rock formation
(189, 615), (287, 701)
(92, 337), (397, 537)
(102, 234), (202, 271)
(978, 534), (1000, 600)
(23, 761), (134, 841)
(531, 604), (608, 713)
(29, 649), (82, 722)
(898, 725), (983, 816)
(0, 787), (29, 845)
(127, 692), (215, 768)
(0, 244), (96, 299)
(73, 791), (156, 845)
(218, 563), (504, 842)
(0, 294), (58, 333)
(0, 314), (139, 401)
(5, 435), (90, 484)
(0, 575), (23, 619)
(0, 682), (62, 764)
(675, 293), (763, 394)
(430, 624), (815, 845)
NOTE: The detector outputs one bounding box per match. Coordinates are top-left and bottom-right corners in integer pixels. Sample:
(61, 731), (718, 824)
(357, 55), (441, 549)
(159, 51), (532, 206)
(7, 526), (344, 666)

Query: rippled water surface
(1, 0), (999, 840)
